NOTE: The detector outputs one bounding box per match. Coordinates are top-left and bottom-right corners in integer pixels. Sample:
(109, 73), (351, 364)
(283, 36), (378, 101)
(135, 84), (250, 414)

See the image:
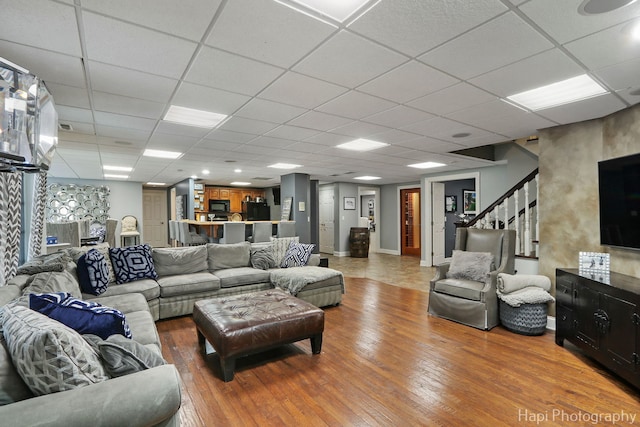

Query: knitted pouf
(499, 300), (548, 336)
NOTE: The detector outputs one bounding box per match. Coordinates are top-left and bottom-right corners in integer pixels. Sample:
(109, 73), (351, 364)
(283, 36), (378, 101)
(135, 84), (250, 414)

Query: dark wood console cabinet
(556, 268), (640, 389)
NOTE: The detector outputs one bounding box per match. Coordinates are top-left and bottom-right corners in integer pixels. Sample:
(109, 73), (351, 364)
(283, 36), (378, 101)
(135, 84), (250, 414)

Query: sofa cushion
(77, 249), (110, 296)
(23, 270), (82, 299)
(446, 250), (494, 283)
(280, 242), (315, 268)
(29, 293), (132, 340)
(270, 236), (299, 265)
(109, 245), (158, 284)
(152, 246), (208, 277)
(121, 311), (160, 347)
(250, 247), (277, 270)
(16, 252), (71, 276)
(0, 336), (33, 405)
(86, 293), (151, 316)
(85, 278), (159, 302)
(2, 305), (109, 396)
(213, 267), (271, 288)
(66, 244), (116, 284)
(207, 241), (251, 271)
(83, 334), (165, 378)
(434, 278), (486, 301)
(157, 272), (220, 297)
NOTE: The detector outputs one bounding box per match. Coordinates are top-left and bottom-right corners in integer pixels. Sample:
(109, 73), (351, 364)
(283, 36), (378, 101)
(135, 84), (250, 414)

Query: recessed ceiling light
(506, 74), (607, 111)
(283, 0), (370, 22)
(163, 105), (228, 128)
(202, 169), (210, 175)
(578, 0), (637, 15)
(354, 176), (381, 181)
(191, 175), (197, 179)
(103, 174), (129, 179)
(336, 138), (390, 152)
(234, 169), (242, 173)
(408, 162), (446, 169)
(146, 182), (166, 186)
(103, 165), (133, 172)
(231, 181), (251, 186)
(143, 149), (182, 159)
(268, 163), (302, 169)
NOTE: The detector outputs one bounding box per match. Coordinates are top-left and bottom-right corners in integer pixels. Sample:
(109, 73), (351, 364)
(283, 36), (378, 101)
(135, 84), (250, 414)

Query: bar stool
(120, 215), (141, 247)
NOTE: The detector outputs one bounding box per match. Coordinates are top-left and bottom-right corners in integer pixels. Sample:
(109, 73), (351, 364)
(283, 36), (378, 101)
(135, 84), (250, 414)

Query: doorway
(143, 189), (168, 248)
(400, 188), (420, 256)
(319, 185), (334, 254)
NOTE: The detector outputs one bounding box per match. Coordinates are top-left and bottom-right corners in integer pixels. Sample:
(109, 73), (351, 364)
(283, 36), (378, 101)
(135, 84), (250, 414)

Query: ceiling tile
(195, 139), (245, 152)
(206, 0), (335, 68)
(369, 129), (423, 144)
(147, 132), (201, 151)
(408, 83), (496, 115)
(519, 0), (640, 44)
(401, 117), (496, 141)
(82, 12), (198, 79)
(349, 0), (507, 56)
(56, 106), (94, 123)
(595, 57), (640, 91)
(203, 129), (257, 144)
(92, 91), (165, 119)
(172, 82), (251, 115)
(293, 30), (407, 88)
(419, 12), (553, 80)
(46, 83), (91, 109)
(81, 0), (221, 41)
(235, 98), (307, 123)
(564, 22), (640, 70)
(219, 116), (279, 135)
(265, 125), (320, 141)
(357, 61), (459, 103)
(316, 91), (396, 120)
(0, 41), (85, 88)
(88, 61), (178, 103)
(259, 72), (348, 109)
(469, 49), (584, 97)
(287, 111), (353, 131)
(94, 111), (157, 132)
(57, 121), (96, 135)
(362, 106), (435, 128)
(396, 136), (463, 152)
(154, 121), (211, 139)
(536, 93), (628, 125)
(0, 0), (81, 56)
(94, 125), (152, 142)
(329, 121), (391, 138)
(186, 46), (284, 96)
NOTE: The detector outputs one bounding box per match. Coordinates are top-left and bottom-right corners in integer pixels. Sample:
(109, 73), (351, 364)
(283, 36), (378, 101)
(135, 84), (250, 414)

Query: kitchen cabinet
(556, 268), (640, 389)
(203, 187), (266, 213)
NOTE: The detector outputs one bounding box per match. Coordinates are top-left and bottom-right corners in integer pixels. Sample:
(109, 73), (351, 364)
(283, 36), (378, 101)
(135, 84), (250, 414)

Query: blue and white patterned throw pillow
(280, 242), (315, 268)
(109, 244), (158, 284)
(77, 249), (110, 296)
(29, 292), (132, 340)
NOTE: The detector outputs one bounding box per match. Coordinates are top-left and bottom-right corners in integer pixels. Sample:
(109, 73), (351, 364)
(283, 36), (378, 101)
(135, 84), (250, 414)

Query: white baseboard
(546, 316), (556, 331)
(333, 251), (350, 257)
(377, 248), (400, 255)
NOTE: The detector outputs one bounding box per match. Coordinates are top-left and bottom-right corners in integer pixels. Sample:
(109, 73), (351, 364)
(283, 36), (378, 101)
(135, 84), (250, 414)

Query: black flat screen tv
(598, 153), (640, 250)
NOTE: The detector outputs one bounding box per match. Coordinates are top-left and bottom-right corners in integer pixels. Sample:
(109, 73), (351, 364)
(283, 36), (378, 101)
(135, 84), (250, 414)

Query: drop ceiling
(1, 0), (638, 186)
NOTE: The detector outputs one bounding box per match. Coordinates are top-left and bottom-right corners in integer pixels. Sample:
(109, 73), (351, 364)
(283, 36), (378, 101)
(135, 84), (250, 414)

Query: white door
(432, 182), (446, 265)
(143, 189), (168, 247)
(319, 187), (334, 254)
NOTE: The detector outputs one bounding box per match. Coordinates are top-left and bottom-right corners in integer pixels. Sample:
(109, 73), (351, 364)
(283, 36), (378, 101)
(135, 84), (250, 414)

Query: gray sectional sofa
(0, 239), (344, 426)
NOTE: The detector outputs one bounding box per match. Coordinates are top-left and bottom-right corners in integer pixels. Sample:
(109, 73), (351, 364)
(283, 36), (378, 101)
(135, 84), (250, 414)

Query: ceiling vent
(58, 123), (73, 131)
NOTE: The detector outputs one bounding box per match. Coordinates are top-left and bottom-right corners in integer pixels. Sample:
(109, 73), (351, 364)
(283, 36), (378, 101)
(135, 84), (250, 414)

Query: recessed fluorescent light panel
(354, 176), (381, 181)
(143, 149), (182, 159)
(287, 0), (370, 22)
(103, 165), (132, 172)
(103, 174), (129, 179)
(506, 74), (607, 111)
(408, 162), (446, 169)
(268, 163), (302, 169)
(163, 105), (227, 128)
(336, 139), (389, 152)
(231, 181), (251, 186)
(146, 182), (166, 186)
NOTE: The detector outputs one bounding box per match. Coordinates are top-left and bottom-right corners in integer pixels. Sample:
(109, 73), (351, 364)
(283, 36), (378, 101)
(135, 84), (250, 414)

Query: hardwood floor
(157, 256), (640, 426)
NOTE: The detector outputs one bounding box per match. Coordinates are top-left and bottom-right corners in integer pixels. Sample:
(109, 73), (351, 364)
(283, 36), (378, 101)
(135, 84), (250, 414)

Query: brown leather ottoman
(192, 289), (325, 381)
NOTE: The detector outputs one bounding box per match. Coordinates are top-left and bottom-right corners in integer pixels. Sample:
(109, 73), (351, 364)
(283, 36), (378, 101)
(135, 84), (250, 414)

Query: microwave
(209, 199), (230, 212)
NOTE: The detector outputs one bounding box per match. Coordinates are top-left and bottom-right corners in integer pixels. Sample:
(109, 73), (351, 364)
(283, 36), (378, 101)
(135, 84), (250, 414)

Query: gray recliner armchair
(428, 228), (516, 330)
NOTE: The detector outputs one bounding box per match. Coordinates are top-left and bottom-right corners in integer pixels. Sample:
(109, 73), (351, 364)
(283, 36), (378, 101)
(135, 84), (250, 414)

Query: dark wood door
(400, 188), (420, 256)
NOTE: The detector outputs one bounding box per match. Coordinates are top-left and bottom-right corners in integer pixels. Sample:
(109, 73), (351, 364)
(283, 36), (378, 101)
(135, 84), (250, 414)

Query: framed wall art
(344, 197), (356, 210)
(445, 195), (457, 213)
(463, 190), (477, 215)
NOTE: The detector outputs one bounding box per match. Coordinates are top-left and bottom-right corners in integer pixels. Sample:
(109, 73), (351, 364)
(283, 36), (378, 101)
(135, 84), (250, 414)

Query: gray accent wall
(336, 182), (359, 254)
(280, 173), (311, 243)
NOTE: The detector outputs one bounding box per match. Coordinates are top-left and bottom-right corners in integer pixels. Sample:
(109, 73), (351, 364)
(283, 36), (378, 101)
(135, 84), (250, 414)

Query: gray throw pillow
(23, 270), (82, 299)
(83, 334), (165, 378)
(207, 241), (251, 271)
(446, 250), (494, 282)
(250, 248), (277, 270)
(152, 246), (208, 276)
